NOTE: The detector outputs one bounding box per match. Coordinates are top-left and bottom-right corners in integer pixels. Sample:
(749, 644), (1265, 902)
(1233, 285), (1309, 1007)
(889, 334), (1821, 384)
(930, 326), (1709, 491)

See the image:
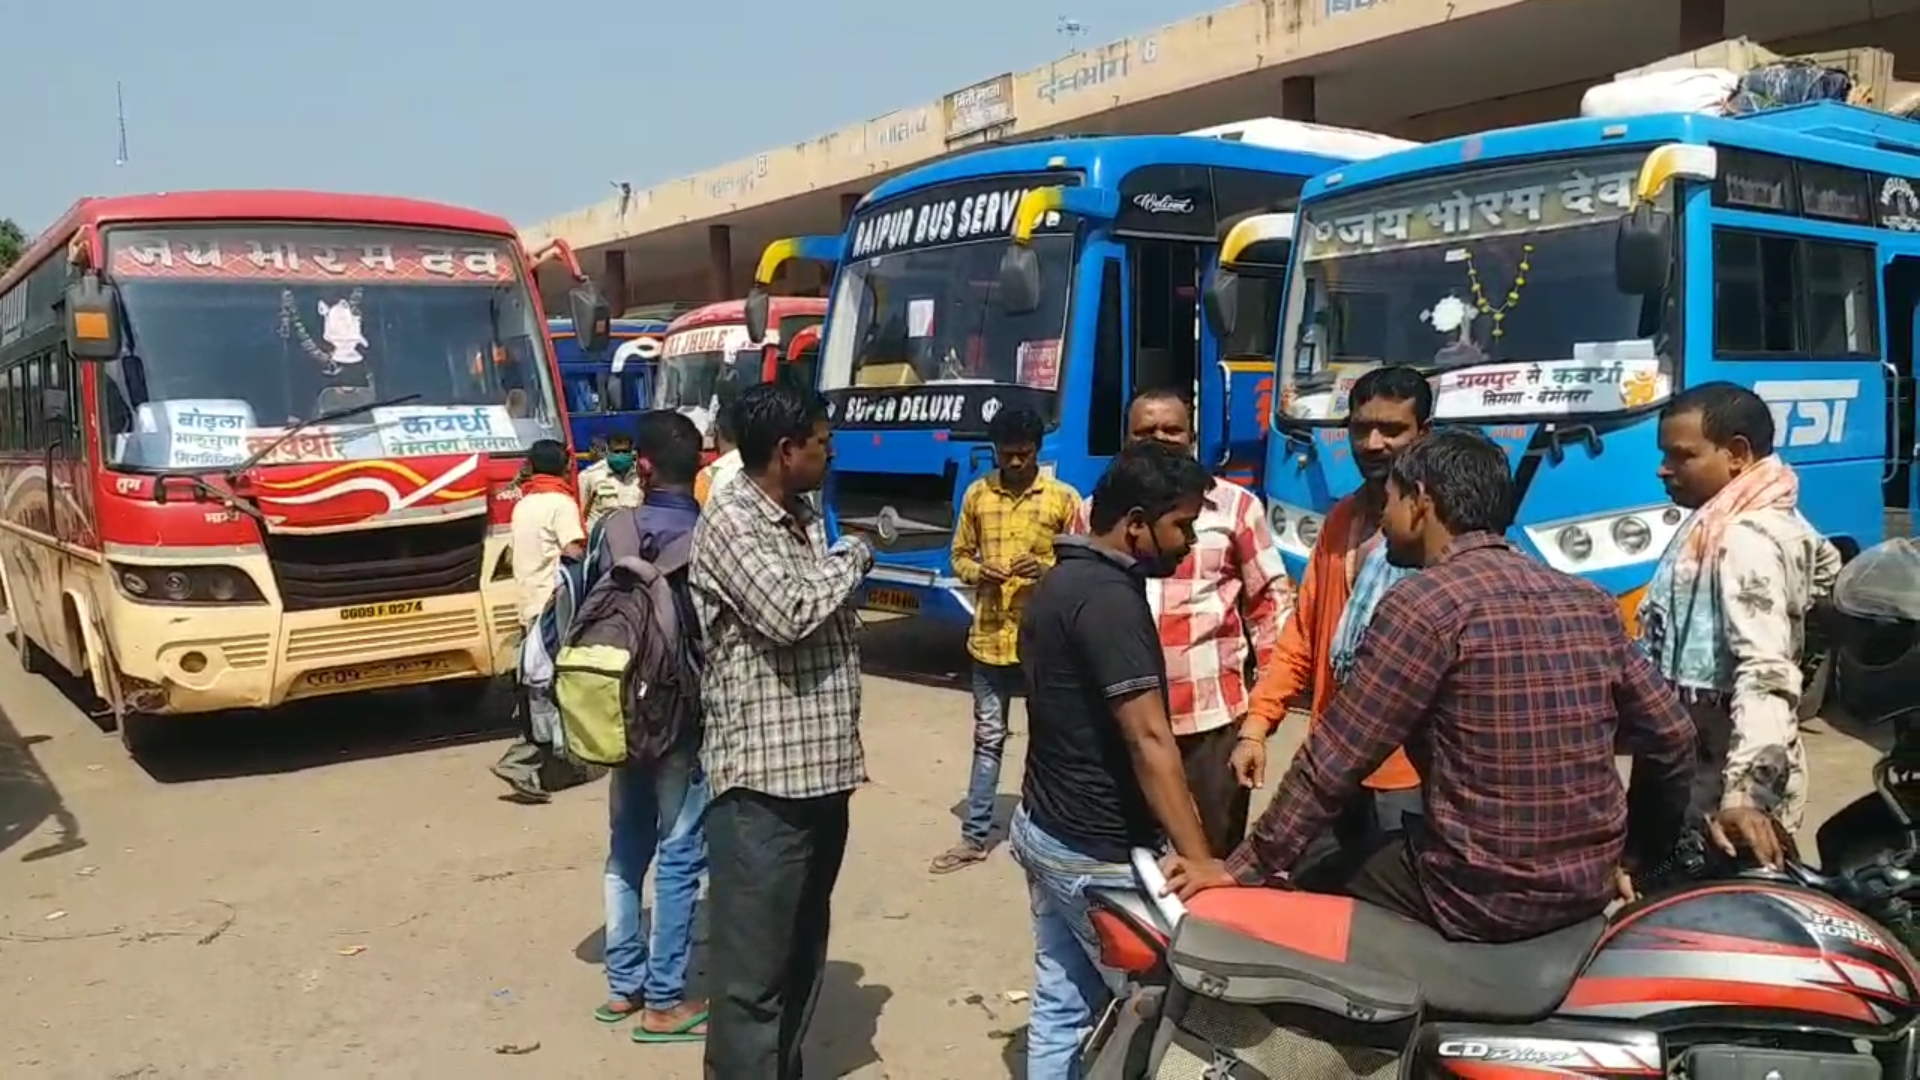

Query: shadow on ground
(571, 905), (890, 1075)
(0, 704), (83, 862)
(860, 615), (972, 694)
(123, 681), (519, 785)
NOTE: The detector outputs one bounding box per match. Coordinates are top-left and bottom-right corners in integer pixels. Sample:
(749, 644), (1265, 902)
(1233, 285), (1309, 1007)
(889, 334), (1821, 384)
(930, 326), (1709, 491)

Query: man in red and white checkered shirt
(1072, 390), (1293, 855)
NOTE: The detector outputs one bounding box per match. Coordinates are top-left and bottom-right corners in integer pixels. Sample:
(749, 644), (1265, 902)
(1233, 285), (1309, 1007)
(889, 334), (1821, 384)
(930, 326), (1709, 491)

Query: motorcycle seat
(1185, 888), (1606, 1022)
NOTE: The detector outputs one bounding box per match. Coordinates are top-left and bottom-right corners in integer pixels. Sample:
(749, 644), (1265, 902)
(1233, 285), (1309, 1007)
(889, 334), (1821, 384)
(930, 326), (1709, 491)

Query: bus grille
(832, 469), (957, 555)
(263, 516), (487, 612)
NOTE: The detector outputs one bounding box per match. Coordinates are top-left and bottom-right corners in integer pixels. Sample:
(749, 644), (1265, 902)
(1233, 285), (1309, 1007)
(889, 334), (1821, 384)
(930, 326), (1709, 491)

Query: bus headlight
(1557, 525), (1594, 562)
(1611, 515), (1653, 555)
(1297, 515), (1322, 550)
(1522, 504), (1691, 576)
(1265, 501), (1321, 560)
(111, 563), (267, 605)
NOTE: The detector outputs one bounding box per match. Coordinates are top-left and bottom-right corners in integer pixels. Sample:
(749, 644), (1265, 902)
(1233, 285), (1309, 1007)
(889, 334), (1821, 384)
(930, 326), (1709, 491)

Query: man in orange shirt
(1235, 366), (1431, 882)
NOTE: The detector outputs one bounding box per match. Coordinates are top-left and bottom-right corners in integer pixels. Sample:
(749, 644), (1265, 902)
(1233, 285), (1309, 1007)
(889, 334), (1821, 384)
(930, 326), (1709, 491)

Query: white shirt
(510, 490), (586, 627)
(699, 449), (744, 504)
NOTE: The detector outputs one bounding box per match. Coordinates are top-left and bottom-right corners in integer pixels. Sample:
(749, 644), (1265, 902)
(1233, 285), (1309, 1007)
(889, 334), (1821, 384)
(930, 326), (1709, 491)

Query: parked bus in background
(0, 191), (607, 752)
(1228, 80), (1920, 712)
(549, 316), (667, 455)
(656, 297), (826, 455)
(745, 119), (1415, 625)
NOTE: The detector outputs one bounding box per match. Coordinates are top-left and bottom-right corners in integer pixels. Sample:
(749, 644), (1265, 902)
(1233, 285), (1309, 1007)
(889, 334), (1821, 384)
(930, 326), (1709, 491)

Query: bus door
(1888, 254), (1920, 539)
(1126, 240), (1210, 459)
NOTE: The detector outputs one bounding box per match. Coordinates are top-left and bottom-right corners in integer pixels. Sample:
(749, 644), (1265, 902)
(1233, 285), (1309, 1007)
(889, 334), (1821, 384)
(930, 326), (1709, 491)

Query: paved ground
(0, 613), (1895, 1079)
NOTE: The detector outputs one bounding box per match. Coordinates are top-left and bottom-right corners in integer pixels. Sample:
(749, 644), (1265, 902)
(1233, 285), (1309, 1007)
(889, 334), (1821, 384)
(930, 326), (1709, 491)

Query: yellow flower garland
(1463, 244), (1534, 339)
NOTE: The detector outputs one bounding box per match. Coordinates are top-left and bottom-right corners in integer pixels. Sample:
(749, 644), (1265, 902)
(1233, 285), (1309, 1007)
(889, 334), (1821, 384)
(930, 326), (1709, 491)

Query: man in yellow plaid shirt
(931, 406), (1082, 874)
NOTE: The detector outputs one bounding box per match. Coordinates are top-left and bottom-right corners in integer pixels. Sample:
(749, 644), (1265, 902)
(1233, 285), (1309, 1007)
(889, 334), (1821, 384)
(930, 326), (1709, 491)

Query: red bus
(0, 191), (609, 752)
(655, 297), (826, 454)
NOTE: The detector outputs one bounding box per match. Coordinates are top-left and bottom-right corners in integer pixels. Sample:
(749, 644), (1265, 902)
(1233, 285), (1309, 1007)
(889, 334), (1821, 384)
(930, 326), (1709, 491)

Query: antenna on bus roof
(115, 81), (129, 166)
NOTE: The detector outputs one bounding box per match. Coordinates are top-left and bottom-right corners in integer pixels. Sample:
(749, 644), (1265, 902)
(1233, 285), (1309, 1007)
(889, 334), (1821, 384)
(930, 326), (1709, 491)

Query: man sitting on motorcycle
(1164, 428), (1698, 943)
(1630, 381), (1840, 873)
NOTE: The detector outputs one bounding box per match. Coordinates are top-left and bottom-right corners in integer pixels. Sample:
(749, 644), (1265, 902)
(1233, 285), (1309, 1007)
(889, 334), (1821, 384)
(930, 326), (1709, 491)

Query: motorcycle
(1082, 716), (1920, 1079)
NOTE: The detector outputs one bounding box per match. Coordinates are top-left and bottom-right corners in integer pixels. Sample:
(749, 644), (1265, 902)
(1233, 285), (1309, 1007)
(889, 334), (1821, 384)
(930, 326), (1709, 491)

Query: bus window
(1714, 230), (1878, 357)
(1220, 275), (1285, 361)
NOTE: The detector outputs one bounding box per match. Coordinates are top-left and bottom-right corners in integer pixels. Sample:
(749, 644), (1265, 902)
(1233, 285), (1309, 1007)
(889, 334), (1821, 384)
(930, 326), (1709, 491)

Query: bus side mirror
(998, 245), (1042, 315)
(569, 283), (612, 357)
(1614, 205), (1670, 295)
(63, 274), (123, 361)
(744, 287), (771, 344)
(1203, 270), (1240, 340)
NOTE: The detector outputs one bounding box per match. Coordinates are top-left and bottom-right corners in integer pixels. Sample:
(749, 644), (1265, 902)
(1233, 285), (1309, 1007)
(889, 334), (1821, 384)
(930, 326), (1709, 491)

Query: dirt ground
(0, 613), (1894, 1079)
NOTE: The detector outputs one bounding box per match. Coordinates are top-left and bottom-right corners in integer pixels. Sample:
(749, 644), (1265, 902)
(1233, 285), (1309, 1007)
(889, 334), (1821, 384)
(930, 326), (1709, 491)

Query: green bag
(552, 643), (632, 766)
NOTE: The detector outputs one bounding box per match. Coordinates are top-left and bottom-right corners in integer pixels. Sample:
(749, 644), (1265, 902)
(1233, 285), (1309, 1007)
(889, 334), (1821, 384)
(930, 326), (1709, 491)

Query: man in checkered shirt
(1074, 389), (1293, 855)
(689, 383), (874, 1079)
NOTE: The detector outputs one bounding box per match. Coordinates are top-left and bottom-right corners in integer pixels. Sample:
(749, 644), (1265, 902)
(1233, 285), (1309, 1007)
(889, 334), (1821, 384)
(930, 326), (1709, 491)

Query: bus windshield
(100, 224), (561, 469)
(655, 322), (761, 434)
(1279, 151), (1674, 423)
(819, 234), (1073, 411)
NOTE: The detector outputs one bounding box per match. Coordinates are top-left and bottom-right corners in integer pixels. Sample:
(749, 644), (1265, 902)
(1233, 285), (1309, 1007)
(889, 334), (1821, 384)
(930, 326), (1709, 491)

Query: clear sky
(3, 0), (1188, 235)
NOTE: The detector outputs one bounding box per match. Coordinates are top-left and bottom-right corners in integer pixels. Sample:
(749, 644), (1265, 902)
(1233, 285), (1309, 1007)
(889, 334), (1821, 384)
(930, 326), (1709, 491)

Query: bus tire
(16, 627), (52, 676)
(116, 710), (162, 757)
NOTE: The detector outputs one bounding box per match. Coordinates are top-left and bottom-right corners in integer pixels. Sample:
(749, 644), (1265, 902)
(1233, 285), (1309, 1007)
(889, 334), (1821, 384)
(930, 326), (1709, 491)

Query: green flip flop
(632, 1010), (709, 1044)
(594, 1000), (641, 1024)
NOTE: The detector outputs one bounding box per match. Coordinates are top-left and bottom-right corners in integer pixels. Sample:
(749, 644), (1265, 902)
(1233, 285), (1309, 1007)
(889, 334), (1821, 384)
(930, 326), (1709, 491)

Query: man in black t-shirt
(1010, 441), (1225, 1079)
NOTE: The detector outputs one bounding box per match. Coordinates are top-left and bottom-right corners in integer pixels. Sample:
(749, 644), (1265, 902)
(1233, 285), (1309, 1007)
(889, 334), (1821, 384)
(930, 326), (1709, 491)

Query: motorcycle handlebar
(1777, 846), (1920, 909)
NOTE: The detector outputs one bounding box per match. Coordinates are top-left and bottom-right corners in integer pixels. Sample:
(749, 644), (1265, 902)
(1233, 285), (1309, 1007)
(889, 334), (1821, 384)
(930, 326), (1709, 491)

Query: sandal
(929, 842), (988, 875)
(594, 998), (642, 1024)
(632, 1007), (709, 1043)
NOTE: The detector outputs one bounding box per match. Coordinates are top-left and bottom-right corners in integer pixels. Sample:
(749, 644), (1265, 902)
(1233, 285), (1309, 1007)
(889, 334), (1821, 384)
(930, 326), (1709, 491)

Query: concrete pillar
(600, 249), (628, 316)
(1280, 76), (1316, 123)
(707, 224), (733, 300)
(1677, 0), (1724, 51)
(840, 192), (862, 226)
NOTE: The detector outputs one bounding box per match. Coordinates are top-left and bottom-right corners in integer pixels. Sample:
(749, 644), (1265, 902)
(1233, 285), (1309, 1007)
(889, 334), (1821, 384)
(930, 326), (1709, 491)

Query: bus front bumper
(105, 581), (522, 716)
(857, 565), (974, 627)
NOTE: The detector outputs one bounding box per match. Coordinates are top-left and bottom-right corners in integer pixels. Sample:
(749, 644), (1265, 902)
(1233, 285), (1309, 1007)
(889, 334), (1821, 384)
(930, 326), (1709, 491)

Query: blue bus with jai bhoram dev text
(743, 118), (1418, 626)
(1221, 100), (1920, 637)
(548, 317), (667, 457)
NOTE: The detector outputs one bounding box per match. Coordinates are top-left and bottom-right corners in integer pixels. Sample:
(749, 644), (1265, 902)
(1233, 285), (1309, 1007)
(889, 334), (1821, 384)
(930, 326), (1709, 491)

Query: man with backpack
(570, 409), (711, 1044)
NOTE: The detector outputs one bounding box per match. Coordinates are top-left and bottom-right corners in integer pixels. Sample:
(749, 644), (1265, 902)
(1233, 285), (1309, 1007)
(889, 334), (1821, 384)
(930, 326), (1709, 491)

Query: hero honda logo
(1753, 379), (1858, 448)
(1132, 193), (1194, 214)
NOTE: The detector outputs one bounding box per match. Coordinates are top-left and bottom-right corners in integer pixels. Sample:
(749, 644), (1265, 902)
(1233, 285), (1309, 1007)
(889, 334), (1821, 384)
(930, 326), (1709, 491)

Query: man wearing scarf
(1634, 382), (1840, 869)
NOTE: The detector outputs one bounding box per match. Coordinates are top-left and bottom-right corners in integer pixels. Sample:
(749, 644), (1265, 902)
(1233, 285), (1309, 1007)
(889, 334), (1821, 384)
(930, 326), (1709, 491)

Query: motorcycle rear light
(1090, 908), (1166, 975)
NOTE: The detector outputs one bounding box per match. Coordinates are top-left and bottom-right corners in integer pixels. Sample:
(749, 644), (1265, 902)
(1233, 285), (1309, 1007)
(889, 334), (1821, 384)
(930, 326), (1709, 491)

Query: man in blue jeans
(593, 409), (711, 1043)
(931, 406), (1081, 874)
(1011, 443), (1226, 1078)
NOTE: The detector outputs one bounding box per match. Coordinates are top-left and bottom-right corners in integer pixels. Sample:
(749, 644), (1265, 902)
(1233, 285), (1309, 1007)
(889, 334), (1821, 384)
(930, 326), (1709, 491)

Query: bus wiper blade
(1535, 423), (1602, 466)
(229, 393), (422, 478)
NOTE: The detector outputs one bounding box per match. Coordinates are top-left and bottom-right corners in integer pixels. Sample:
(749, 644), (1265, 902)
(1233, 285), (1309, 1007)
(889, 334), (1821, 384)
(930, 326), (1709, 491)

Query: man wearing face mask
(1164, 429), (1696, 946)
(1071, 390), (1292, 857)
(1012, 441), (1220, 1077)
(578, 432), (645, 530)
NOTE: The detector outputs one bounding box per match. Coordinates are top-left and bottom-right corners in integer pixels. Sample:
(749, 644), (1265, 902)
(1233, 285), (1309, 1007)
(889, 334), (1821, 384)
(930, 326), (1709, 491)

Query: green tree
(0, 217), (24, 275)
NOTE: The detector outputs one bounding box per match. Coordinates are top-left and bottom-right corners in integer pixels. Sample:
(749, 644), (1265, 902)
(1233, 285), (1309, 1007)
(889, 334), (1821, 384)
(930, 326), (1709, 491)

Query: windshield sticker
(1016, 339), (1062, 390)
(841, 391), (966, 425)
(1288, 357), (1666, 422)
(848, 175), (1073, 260)
(163, 400), (253, 467)
(664, 324), (757, 357)
(373, 405), (521, 456)
(111, 233), (515, 283)
(907, 298), (935, 338)
(1300, 154), (1645, 261)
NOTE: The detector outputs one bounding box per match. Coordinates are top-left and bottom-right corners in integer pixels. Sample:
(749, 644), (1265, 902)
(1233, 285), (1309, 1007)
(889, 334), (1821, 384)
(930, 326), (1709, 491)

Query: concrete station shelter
(524, 0), (1920, 313)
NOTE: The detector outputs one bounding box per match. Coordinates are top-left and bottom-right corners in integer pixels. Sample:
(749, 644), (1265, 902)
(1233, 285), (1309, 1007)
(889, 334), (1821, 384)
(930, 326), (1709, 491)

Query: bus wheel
(116, 710), (163, 757)
(16, 629), (53, 676)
